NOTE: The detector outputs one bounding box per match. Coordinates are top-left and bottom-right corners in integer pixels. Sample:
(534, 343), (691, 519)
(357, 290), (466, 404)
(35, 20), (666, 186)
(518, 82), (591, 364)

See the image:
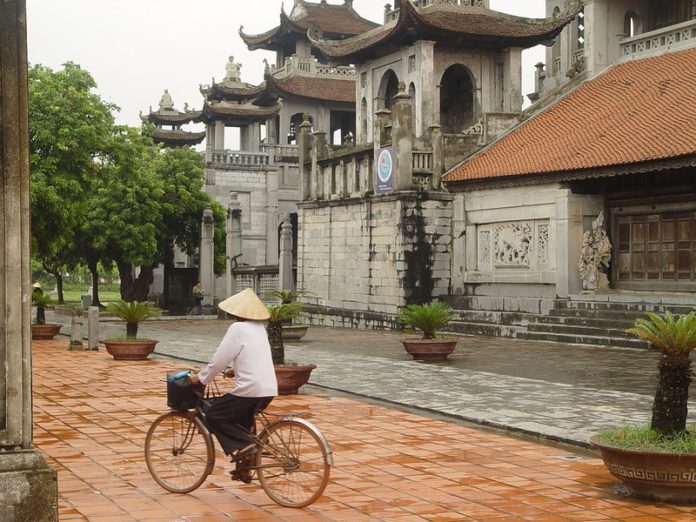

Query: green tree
(28, 62), (115, 303)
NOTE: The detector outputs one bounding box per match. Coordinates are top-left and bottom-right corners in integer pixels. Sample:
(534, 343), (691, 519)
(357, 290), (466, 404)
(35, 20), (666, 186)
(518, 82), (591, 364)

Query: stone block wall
(297, 191), (453, 328)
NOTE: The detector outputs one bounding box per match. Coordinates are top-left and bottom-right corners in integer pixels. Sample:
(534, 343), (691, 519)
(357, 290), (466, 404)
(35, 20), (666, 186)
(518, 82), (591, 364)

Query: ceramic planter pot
(592, 436), (696, 503)
(104, 339), (158, 361)
(401, 338), (458, 361)
(31, 323), (62, 340)
(281, 324), (310, 341)
(274, 364), (317, 395)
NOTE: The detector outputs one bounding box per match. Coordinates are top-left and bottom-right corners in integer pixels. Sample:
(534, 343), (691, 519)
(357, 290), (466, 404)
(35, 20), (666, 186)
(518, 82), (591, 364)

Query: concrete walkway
(52, 313), (694, 448)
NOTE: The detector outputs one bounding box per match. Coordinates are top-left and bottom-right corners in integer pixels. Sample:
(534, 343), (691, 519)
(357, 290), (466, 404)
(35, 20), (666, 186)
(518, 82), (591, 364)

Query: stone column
(391, 83), (413, 192)
(0, 1), (58, 518)
(250, 122), (261, 153)
(214, 120), (225, 150)
(205, 124), (214, 162)
(297, 115), (314, 200)
(278, 220), (295, 292)
(312, 131), (327, 198)
(502, 48), (524, 113)
(555, 191), (584, 298)
(200, 208), (215, 307)
(266, 171), (280, 265)
(429, 124), (443, 190)
(226, 192), (242, 298)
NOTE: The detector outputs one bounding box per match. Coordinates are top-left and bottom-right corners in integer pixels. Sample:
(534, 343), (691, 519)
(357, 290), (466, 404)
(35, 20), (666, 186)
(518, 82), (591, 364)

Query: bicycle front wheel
(145, 411), (215, 493)
(256, 419), (331, 508)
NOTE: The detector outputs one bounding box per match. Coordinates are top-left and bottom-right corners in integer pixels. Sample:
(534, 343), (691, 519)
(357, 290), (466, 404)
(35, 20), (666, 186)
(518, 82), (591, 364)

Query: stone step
(517, 330), (650, 349)
(450, 309), (536, 326)
(445, 321), (525, 339)
(556, 300), (694, 315)
(549, 308), (656, 321)
(526, 322), (636, 340)
(536, 314), (636, 330)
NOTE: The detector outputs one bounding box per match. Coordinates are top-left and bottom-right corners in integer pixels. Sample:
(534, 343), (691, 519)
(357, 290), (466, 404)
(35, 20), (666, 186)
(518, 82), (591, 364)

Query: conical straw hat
(218, 288), (270, 321)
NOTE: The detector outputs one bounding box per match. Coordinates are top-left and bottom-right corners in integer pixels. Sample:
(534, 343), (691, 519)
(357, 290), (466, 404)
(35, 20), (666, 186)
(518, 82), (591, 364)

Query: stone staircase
(444, 294), (696, 349)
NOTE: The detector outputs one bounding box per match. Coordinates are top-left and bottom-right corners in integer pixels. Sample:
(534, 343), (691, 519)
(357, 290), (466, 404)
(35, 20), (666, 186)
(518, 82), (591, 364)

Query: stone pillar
(391, 83), (413, 192)
(250, 122), (261, 152)
(298, 115), (313, 200)
(205, 124), (214, 161)
(278, 109), (289, 145)
(502, 48), (524, 113)
(279, 221), (295, 292)
(265, 171), (280, 265)
(555, 191), (584, 297)
(416, 40), (437, 131)
(88, 306), (100, 351)
(68, 307), (85, 351)
(200, 208), (215, 307)
(429, 124), (443, 190)
(226, 192), (242, 298)
(214, 120), (225, 150)
(312, 131), (327, 198)
(0, 1), (59, 518)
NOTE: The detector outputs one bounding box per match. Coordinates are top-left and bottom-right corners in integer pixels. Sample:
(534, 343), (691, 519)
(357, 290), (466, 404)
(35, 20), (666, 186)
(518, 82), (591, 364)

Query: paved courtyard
(33, 339), (696, 521)
(64, 316), (695, 447)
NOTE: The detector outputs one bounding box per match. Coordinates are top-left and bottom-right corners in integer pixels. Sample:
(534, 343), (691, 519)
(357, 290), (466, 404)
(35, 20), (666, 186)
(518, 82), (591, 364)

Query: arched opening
(287, 113), (312, 145)
(624, 11), (642, 37)
(408, 82), (417, 134)
(377, 69), (399, 111)
(551, 7), (562, 75)
(440, 64), (475, 133)
(360, 97), (368, 141)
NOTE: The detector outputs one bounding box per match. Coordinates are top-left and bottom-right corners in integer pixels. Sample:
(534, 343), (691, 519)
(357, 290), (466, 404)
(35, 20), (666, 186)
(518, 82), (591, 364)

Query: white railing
(413, 0), (484, 7)
(211, 150), (270, 168)
(270, 55), (357, 80)
(620, 19), (696, 62)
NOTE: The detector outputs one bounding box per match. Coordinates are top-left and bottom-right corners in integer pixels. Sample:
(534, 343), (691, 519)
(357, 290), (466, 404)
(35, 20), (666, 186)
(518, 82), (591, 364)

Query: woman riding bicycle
(188, 288), (277, 467)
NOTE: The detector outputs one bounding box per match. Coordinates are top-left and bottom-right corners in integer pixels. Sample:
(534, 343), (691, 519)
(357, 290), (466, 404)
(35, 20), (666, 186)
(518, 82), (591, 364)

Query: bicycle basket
(166, 371), (199, 410)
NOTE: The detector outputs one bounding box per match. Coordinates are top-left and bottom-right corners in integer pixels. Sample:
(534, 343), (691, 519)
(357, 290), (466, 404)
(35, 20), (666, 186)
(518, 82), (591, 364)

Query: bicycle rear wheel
(255, 419), (331, 508)
(145, 411), (215, 493)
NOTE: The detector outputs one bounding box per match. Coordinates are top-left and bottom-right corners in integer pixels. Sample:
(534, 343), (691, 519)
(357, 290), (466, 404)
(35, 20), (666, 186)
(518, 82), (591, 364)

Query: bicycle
(144, 370), (332, 508)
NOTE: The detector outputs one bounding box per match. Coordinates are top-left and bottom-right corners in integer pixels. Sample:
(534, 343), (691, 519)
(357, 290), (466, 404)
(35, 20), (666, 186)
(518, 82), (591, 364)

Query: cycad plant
(265, 289), (314, 305)
(106, 300), (161, 339)
(627, 311), (696, 437)
(32, 293), (52, 325)
(398, 302), (454, 340)
(266, 303), (304, 365)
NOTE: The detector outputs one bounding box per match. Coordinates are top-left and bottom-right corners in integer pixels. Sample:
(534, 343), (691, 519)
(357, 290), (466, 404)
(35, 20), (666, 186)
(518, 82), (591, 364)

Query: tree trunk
(43, 263), (64, 304)
(162, 238), (174, 310)
(88, 261), (102, 308)
(117, 261), (154, 302)
(267, 321), (284, 365)
(126, 321), (138, 339)
(36, 307), (46, 325)
(651, 354), (691, 437)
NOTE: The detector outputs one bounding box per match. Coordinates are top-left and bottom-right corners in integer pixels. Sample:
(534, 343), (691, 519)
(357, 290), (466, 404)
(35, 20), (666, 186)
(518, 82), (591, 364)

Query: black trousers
(202, 394), (273, 455)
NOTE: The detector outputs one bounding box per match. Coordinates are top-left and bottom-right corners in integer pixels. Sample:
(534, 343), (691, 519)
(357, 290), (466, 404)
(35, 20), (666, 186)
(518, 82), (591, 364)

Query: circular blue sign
(377, 149), (393, 183)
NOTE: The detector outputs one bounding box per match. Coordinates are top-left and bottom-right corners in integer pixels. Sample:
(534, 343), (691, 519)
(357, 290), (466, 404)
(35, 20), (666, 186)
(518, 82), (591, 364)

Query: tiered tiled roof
(194, 101), (281, 125)
(239, 0), (378, 51)
(443, 48), (696, 189)
(200, 82), (264, 103)
(152, 128), (206, 147)
(140, 108), (201, 126)
(255, 71), (355, 105)
(310, 1), (579, 62)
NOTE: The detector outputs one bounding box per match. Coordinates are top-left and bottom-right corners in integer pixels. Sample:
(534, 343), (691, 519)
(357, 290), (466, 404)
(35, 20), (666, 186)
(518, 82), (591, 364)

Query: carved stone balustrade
(620, 19), (696, 62)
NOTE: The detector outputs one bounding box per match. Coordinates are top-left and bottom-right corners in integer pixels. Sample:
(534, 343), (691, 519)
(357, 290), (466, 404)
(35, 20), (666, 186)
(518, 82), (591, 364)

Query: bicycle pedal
(229, 469), (253, 484)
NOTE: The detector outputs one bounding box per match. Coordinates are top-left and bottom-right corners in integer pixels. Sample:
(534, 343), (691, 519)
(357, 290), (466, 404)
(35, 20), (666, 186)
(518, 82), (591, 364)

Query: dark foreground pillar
(0, 1), (58, 520)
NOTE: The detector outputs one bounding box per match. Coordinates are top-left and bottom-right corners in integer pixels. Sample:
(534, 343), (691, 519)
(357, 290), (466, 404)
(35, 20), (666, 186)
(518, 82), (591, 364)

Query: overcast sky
(26, 0), (545, 128)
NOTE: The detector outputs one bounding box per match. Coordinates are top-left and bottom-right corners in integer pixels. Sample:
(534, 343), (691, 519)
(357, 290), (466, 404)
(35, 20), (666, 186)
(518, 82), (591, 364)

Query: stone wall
(297, 191), (453, 328)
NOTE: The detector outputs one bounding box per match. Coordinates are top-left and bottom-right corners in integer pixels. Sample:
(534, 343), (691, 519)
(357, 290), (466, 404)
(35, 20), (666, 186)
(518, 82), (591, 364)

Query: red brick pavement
(32, 339), (696, 521)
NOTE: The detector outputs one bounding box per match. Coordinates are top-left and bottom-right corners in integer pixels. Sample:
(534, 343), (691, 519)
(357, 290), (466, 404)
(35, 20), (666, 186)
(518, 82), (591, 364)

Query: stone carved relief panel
(537, 224), (550, 266)
(478, 230), (491, 267)
(493, 222), (532, 267)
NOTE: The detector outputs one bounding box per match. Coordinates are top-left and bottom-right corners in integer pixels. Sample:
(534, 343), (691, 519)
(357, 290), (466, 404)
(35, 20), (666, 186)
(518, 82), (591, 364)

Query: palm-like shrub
(265, 289), (314, 305)
(266, 303), (304, 365)
(398, 302), (454, 340)
(32, 293), (52, 325)
(106, 300), (160, 339)
(627, 311), (696, 437)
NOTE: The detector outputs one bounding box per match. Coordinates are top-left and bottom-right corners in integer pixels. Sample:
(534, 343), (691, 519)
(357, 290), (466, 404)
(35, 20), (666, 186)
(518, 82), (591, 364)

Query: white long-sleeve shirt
(197, 321), (278, 397)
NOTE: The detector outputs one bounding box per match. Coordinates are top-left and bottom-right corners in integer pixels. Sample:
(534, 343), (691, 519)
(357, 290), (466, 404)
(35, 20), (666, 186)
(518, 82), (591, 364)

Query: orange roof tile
(444, 48), (696, 186)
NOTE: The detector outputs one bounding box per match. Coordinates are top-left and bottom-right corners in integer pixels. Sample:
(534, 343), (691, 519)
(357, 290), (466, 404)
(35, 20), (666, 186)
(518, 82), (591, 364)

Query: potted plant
(398, 301), (457, 361)
(103, 300), (161, 360)
(592, 310), (696, 503)
(31, 293), (62, 340)
(265, 289), (313, 341)
(267, 303), (316, 395)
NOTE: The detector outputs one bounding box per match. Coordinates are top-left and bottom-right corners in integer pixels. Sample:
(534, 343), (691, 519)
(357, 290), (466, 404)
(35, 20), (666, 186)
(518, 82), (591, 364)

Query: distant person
(186, 281), (204, 315)
(32, 282), (43, 299)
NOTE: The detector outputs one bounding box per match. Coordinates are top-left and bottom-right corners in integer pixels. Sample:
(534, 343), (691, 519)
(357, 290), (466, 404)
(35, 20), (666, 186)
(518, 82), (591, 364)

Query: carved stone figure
(159, 89), (174, 111)
(225, 56), (242, 82)
(579, 211), (612, 291)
